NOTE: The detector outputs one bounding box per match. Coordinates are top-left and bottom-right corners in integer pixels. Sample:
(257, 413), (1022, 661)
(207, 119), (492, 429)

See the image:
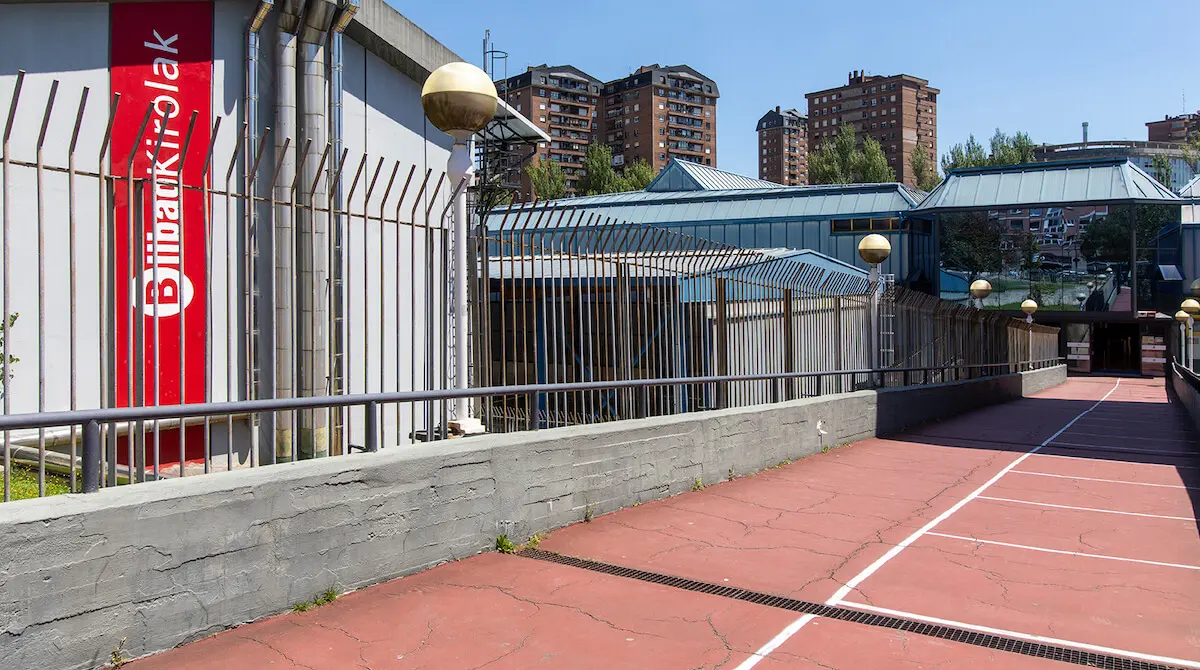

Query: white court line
(976, 495), (1196, 521)
(1010, 470), (1199, 491)
(832, 600), (1200, 670)
(732, 379), (1123, 670)
(1046, 441), (1195, 457)
(1032, 451), (1200, 470)
(927, 531), (1200, 570)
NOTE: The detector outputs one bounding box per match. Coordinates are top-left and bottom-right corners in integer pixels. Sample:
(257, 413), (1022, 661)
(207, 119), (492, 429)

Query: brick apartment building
(755, 107), (808, 185)
(601, 64), (719, 175)
(1147, 112), (1199, 143)
(805, 70), (938, 187)
(497, 65), (603, 198)
(498, 64), (718, 199)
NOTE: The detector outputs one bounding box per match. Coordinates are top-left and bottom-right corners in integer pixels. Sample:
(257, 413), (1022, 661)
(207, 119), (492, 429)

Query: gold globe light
(969, 279), (992, 300)
(857, 234), (891, 265)
(1021, 299), (1038, 315)
(421, 62), (498, 138)
(1176, 310), (1191, 324)
(1183, 298), (1200, 316)
(1191, 278), (1200, 298)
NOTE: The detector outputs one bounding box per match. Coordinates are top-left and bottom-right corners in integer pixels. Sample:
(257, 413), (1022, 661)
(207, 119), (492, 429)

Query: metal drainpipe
(274, 0), (301, 462)
(247, 0), (272, 464)
(297, 0), (337, 459)
(329, 0), (358, 454)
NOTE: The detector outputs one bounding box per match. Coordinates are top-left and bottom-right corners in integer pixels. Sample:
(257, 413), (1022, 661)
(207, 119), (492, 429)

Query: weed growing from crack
(110, 637), (128, 668)
(496, 534), (517, 554)
(524, 533), (543, 550)
(728, 468), (735, 481)
(692, 477), (704, 492)
(293, 587), (340, 613)
(583, 502), (595, 522)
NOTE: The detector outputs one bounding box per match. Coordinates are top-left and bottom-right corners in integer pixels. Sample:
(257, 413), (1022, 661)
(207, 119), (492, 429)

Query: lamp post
(1021, 299), (1038, 371)
(1183, 298), (1200, 371)
(1191, 279), (1200, 299)
(858, 234), (891, 386)
(421, 62), (498, 435)
(1176, 310), (1191, 370)
(969, 279), (992, 309)
(969, 279), (992, 375)
(1076, 292), (1087, 311)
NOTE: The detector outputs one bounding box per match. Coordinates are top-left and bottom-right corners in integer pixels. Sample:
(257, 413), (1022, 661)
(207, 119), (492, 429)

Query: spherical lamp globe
(857, 234), (891, 265)
(421, 62), (498, 140)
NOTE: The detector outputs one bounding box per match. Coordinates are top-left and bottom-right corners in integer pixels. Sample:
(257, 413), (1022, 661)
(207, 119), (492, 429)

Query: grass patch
(7, 464), (76, 501)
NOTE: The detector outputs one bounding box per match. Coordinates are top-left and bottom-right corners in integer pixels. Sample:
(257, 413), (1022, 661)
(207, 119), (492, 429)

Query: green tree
(1151, 155), (1174, 187)
(909, 140), (940, 191)
(578, 143), (625, 195)
(941, 129), (1035, 173)
(1182, 132), (1200, 173)
(525, 159), (567, 200)
(809, 124), (895, 185)
(620, 158), (656, 191)
(939, 212), (1007, 280)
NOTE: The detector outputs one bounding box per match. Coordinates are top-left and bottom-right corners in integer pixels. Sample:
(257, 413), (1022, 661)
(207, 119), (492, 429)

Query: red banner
(110, 2), (213, 462)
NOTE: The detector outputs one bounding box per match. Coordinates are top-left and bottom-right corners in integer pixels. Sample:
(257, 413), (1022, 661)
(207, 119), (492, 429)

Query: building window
(539, 102), (546, 110)
(539, 115), (546, 122)
(540, 77), (547, 84)
(831, 217), (899, 234)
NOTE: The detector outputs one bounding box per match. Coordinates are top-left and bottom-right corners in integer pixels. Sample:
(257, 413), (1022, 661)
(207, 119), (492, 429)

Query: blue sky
(398, 0), (1195, 178)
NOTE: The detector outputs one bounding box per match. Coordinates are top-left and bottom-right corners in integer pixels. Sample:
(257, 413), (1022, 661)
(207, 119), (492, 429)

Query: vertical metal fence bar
(34, 80), (58, 495)
(66, 86), (88, 490)
(0, 70), (23, 501)
(175, 111), (198, 477)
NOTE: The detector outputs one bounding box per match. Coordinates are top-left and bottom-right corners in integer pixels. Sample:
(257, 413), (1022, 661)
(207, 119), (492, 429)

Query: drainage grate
(518, 548), (1185, 670)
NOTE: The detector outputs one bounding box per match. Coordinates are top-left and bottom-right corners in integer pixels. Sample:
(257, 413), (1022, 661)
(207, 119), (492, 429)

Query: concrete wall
(1168, 364), (1200, 433)
(0, 365), (1065, 669)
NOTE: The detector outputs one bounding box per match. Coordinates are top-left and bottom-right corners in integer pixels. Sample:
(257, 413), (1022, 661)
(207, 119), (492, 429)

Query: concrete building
(756, 106), (808, 185)
(602, 64), (718, 174)
(1147, 112), (1199, 143)
(805, 70), (938, 188)
(0, 0), (495, 461)
(1034, 140), (1198, 192)
(496, 65), (603, 198)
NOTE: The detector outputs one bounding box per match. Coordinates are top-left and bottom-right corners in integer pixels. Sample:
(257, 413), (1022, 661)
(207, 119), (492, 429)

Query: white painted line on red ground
(1048, 441), (1195, 457)
(833, 600), (1200, 670)
(1010, 470), (1199, 491)
(977, 495), (1196, 521)
(1031, 452), (1200, 470)
(732, 379), (1123, 669)
(927, 531), (1200, 570)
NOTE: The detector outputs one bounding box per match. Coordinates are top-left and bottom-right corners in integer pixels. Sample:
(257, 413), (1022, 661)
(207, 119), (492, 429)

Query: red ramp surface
(131, 377), (1200, 669)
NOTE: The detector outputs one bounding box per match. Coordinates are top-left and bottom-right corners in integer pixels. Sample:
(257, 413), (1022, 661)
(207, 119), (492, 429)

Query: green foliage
(939, 212), (1009, 279)
(496, 534), (517, 554)
(292, 586), (339, 613)
(809, 124), (895, 185)
(1151, 155), (1173, 186)
(583, 501), (595, 522)
(110, 637), (129, 668)
(1079, 205), (1175, 263)
(1183, 132), (1200, 172)
(941, 129), (1035, 173)
(691, 477), (704, 492)
(621, 158), (657, 191)
(525, 159), (567, 201)
(910, 141), (940, 191)
(579, 144), (625, 195)
(525, 533), (543, 549)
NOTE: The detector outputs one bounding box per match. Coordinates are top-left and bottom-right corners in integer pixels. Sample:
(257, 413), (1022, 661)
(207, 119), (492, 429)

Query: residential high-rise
(601, 65), (719, 174)
(497, 65), (603, 198)
(805, 71), (938, 187)
(1147, 112), (1199, 143)
(756, 107), (808, 185)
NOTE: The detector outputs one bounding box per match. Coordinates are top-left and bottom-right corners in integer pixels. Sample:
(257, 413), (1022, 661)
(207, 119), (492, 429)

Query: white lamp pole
(858, 234), (891, 386)
(422, 62), (498, 436)
(1182, 299), (1200, 371)
(1021, 299), (1038, 371)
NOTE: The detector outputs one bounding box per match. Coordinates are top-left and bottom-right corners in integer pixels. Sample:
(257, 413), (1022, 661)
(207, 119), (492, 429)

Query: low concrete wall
(0, 366), (1065, 669)
(1168, 364), (1200, 432)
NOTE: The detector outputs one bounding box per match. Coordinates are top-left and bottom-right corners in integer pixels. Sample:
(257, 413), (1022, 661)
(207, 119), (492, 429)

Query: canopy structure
(476, 98), (551, 145)
(915, 157), (1182, 213)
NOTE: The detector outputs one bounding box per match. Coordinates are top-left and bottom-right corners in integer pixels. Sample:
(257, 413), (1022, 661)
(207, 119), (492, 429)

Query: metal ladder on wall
(878, 274), (897, 369)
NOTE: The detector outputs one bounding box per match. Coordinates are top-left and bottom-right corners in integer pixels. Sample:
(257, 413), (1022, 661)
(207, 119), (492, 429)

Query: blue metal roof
(915, 158), (1182, 212)
(645, 158), (780, 192)
(487, 182), (922, 230)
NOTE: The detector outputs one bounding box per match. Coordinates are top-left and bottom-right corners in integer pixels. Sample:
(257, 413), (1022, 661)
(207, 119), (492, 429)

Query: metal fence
(0, 73), (1061, 501)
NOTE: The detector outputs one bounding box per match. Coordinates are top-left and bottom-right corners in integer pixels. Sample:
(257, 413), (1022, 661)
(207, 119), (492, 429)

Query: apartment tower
(805, 71), (938, 187)
(756, 107), (808, 185)
(497, 65), (603, 198)
(1147, 112), (1199, 143)
(601, 65), (718, 174)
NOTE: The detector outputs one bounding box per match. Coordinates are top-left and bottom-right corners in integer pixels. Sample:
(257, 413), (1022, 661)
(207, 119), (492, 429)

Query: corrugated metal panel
(916, 158), (1182, 211)
(645, 158), (779, 192)
(1180, 175), (1200, 198)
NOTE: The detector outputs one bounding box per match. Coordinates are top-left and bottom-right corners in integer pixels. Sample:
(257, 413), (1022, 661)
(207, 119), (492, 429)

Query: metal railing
(0, 72), (1062, 501)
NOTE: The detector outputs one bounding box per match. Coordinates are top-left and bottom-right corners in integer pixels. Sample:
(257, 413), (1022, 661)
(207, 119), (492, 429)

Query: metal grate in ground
(519, 548), (1186, 670)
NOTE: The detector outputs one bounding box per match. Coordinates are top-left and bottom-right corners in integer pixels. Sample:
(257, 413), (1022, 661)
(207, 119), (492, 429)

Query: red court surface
(130, 376), (1200, 669)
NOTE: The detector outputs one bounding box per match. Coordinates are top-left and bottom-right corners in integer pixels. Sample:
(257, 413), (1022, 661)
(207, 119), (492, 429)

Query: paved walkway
(129, 377), (1200, 669)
